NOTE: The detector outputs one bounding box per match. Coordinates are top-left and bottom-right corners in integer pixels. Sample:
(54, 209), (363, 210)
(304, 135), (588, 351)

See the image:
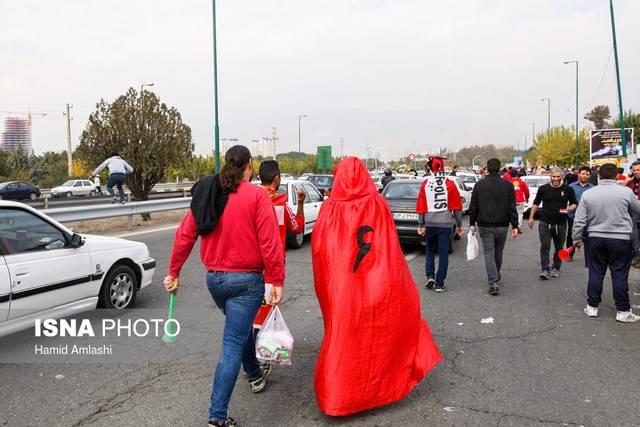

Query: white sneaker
(549, 268), (560, 278)
(584, 305), (598, 317)
(615, 311), (640, 323)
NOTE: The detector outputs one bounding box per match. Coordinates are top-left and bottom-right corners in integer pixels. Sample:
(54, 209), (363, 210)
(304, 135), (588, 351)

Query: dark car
(0, 181), (41, 201)
(305, 174), (334, 197)
(382, 179), (458, 252)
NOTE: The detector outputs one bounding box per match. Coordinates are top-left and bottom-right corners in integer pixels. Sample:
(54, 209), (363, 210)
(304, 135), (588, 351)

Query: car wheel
(65, 191), (73, 198)
(287, 231), (305, 249)
(99, 264), (138, 310)
(29, 192), (37, 200)
(89, 190), (96, 197)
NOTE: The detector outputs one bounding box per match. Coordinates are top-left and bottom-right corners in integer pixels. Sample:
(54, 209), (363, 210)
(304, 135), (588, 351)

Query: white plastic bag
(255, 306), (294, 365)
(466, 227), (479, 261)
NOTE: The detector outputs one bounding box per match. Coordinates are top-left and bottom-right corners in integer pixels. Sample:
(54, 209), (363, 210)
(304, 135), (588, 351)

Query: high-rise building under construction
(1, 116), (32, 155)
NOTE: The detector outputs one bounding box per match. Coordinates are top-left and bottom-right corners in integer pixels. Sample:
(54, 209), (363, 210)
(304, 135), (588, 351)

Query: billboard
(590, 128), (634, 166)
(317, 146), (332, 170)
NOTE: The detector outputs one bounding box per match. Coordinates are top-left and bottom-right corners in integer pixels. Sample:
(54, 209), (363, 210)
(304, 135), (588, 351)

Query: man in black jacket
(469, 158), (519, 296)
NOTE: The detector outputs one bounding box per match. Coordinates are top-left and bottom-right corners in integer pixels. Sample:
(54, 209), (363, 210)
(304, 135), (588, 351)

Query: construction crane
(0, 109), (47, 155)
(0, 110), (48, 121)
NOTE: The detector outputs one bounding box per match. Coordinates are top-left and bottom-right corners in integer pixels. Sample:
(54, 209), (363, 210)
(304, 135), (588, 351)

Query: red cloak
(311, 157), (442, 416)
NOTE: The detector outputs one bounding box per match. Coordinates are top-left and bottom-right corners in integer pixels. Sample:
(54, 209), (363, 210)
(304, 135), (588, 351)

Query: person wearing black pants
(528, 167), (577, 280)
(572, 163), (640, 323)
(538, 221), (566, 274)
(585, 237), (632, 312)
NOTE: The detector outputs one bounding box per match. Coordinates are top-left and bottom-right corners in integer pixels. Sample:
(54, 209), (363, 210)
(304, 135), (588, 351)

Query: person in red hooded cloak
(311, 157), (442, 416)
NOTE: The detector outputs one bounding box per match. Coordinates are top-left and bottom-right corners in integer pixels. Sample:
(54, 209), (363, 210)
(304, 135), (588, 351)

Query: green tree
(77, 88), (193, 207)
(531, 126), (590, 166)
(584, 105), (611, 130)
(611, 110), (640, 147)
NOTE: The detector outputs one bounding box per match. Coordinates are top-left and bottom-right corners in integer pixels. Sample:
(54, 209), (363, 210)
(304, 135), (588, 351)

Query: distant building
(1, 116), (32, 155)
(253, 137), (276, 159)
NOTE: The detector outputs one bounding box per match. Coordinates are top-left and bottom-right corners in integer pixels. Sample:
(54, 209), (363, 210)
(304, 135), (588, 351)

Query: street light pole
(609, 0), (627, 157)
(472, 155), (480, 169)
(564, 60), (579, 167)
(298, 114), (307, 153)
(212, 0), (221, 172)
(540, 98), (551, 132)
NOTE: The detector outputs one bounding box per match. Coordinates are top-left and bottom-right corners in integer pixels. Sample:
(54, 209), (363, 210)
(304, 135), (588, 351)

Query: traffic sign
(317, 146), (333, 170)
(408, 154), (416, 161)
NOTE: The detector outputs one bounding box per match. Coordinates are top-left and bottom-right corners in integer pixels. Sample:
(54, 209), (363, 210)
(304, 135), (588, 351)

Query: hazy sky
(2, 0), (639, 160)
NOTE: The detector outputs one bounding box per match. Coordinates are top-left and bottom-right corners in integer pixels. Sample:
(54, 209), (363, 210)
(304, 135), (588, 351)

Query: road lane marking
(404, 250), (421, 261)
(111, 224), (179, 238)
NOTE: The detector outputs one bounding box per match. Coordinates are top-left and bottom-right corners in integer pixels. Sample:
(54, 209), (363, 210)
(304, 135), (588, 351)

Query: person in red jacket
(416, 156), (463, 292)
(253, 160), (306, 329)
(503, 168), (530, 233)
(163, 145), (284, 427)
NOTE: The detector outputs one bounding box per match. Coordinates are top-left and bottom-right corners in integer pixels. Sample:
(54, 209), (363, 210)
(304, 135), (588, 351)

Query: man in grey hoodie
(91, 152), (134, 204)
(572, 163), (640, 323)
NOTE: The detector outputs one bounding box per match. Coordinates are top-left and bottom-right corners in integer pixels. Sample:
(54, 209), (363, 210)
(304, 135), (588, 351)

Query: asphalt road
(1, 221), (640, 427)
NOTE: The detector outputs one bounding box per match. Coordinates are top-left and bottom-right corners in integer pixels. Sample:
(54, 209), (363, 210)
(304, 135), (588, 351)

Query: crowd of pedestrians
(159, 146), (640, 426)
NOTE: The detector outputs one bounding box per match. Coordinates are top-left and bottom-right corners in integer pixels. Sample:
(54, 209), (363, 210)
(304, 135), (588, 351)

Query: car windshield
(383, 182), (423, 199)
(522, 177), (550, 188)
(0, 182), (8, 189)
(308, 176), (333, 188)
(459, 175), (476, 183)
(61, 180), (75, 187)
(277, 184), (287, 196)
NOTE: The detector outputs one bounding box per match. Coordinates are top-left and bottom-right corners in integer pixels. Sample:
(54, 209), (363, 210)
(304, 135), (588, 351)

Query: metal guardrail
(42, 198), (191, 230)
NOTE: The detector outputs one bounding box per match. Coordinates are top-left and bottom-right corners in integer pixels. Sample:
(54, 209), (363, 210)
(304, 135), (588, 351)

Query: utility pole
(271, 126), (278, 160)
(298, 114), (307, 152)
(340, 138), (344, 159)
(540, 98), (551, 132)
(532, 122), (536, 146)
(64, 104), (73, 176)
(609, 0), (627, 156)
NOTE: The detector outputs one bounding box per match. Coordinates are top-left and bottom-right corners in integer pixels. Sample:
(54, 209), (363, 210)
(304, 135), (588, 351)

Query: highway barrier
(43, 198), (192, 230)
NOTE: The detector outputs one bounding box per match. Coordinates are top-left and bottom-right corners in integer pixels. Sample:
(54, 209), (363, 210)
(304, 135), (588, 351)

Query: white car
(0, 201), (156, 337)
(456, 172), (479, 190)
(276, 180), (324, 248)
(448, 176), (472, 213)
(51, 179), (97, 198)
(522, 175), (551, 216)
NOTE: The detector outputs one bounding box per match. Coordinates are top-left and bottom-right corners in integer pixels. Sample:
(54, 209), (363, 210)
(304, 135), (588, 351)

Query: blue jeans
(425, 227), (451, 286)
(107, 173), (126, 202)
(206, 272), (264, 422)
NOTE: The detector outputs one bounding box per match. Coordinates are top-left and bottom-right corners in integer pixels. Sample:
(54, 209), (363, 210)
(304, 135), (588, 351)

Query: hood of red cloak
(330, 157), (378, 201)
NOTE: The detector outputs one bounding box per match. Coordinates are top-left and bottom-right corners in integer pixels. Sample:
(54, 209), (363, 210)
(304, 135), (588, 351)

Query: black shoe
(208, 417), (236, 426)
(434, 284), (447, 293)
(425, 277), (435, 289)
(489, 284), (500, 296)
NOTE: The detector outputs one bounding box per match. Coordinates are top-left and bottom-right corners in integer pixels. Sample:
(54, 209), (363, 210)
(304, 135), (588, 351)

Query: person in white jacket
(91, 152), (134, 204)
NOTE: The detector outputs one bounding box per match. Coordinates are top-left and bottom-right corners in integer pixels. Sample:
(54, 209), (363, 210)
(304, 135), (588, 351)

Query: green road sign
(317, 146), (332, 170)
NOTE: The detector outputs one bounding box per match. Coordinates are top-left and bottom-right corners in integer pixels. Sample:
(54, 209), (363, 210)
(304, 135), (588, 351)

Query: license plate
(393, 212), (418, 221)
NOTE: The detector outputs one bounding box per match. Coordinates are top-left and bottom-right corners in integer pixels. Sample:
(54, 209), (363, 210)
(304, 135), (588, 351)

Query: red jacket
(168, 181), (285, 286)
(416, 176), (463, 213)
(503, 173), (530, 204)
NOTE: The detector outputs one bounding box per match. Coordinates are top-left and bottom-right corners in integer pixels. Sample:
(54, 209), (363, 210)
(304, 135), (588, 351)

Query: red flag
(311, 157), (442, 416)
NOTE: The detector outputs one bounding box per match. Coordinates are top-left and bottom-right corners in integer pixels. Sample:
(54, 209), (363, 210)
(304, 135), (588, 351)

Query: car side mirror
(70, 233), (84, 248)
